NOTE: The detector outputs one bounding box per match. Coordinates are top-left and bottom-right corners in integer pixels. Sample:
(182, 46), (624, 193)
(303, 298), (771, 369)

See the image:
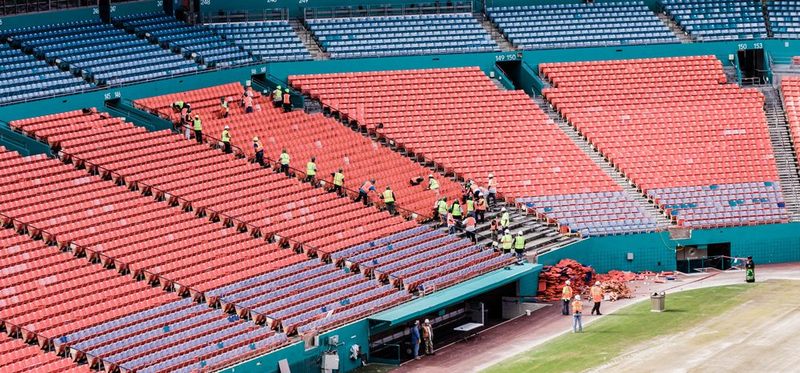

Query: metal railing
(201, 8), (288, 24)
(303, 1), (472, 20)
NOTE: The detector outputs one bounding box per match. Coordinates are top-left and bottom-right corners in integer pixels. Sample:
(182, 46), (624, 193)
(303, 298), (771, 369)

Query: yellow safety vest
(429, 178), (439, 190)
(501, 234), (513, 250)
(437, 200), (448, 214)
(514, 235), (525, 250)
(333, 172), (344, 186)
(466, 200), (474, 212)
(221, 129), (231, 143)
(306, 162), (316, 176)
(221, 101), (229, 110)
(280, 152), (290, 165)
(174, 100), (184, 109)
(272, 89), (282, 101)
(451, 203), (462, 217)
(500, 212), (510, 227)
(192, 118), (202, 131)
(383, 189), (395, 203)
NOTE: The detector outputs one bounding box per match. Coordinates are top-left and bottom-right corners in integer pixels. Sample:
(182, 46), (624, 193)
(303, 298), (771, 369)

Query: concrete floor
(374, 263), (800, 373)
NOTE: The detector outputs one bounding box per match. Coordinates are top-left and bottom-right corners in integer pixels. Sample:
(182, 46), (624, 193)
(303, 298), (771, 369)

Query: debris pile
(538, 259), (595, 301)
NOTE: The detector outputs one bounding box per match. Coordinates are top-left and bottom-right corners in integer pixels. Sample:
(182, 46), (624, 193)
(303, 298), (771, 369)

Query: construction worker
(470, 180), (481, 199)
(272, 85), (283, 108)
(499, 207), (510, 231)
(514, 231), (525, 258)
(179, 104), (190, 130)
(241, 86), (253, 106)
(305, 157), (317, 184)
(446, 212), (456, 235)
(192, 114), (202, 144)
(279, 149), (290, 176)
(746, 256), (755, 283)
(572, 295), (583, 333)
(219, 97), (229, 118)
(490, 217), (500, 243)
(355, 179), (376, 205)
(182, 108), (192, 140)
(282, 88), (291, 112)
(464, 213), (477, 243)
(434, 197), (448, 225)
(332, 168), (345, 196)
(411, 320), (421, 360)
(381, 186), (396, 215)
(427, 174), (440, 196)
(475, 195), (487, 223)
(562, 280), (573, 316)
(253, 137), (264, 166)
(465, 195), (475, 216)
(501, 230), (513, 254)
(172, 100), (186, 112)
(487, 173), (497, 207)
(244, 93), (254, 114)
(450, 199), (462, 224)
(590, 281), (603, 315)
(221, 125), (232, 154)
(421, 319), (434, 356)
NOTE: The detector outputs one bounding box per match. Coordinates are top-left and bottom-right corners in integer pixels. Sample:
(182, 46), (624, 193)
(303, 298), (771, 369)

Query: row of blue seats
(492, 15), (660, 22)
(0, 43), (92, 105)
(307, 13), (475, 24)
(491, 10), (659, 18)
(313, 25), (486, 36)
(488, 1), (647, 11)
(514, 38), (679, 49)
(207, 21), (311, 62)
(309, 19), (480, 29)
(329, 46), (495, 59)
(322, 36), (494, 48)
(318, 30), (488, 40)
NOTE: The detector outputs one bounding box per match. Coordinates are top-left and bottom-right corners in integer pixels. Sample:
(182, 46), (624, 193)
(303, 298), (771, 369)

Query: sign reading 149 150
(495, 52), (523, 62)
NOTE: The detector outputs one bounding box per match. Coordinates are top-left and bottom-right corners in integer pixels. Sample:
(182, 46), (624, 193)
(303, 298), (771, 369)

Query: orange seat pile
(541, 55), (788, 228)
(134, 82), (462, 218)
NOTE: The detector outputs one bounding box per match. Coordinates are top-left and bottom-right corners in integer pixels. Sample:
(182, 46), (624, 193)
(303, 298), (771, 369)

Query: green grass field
(483, 283), (761, 373)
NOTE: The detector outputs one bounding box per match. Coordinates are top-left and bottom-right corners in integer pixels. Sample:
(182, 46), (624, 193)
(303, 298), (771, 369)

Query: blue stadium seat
(0, 43), (91, 105)
(767, 1), (800, 39)
(207, 21), (312, 62)
(660, 0), (768, 41)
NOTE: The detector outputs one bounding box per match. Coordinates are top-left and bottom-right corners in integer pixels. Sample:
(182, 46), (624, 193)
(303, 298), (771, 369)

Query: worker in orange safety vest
(590, 281), (603, 315)
(562, 280), (573, 316)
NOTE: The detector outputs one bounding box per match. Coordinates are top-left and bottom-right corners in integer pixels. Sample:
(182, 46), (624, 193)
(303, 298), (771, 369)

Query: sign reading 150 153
(738, 42), (764, 50)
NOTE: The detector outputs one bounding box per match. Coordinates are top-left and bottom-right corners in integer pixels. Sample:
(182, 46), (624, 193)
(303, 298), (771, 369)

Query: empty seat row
(207, 21), (312, 62)
(660, 0), (768, 41)
(0, 43), (91, 105)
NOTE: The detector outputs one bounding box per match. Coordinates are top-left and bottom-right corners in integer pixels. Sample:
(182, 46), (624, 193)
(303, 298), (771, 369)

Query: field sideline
(484, 280), (800, 373)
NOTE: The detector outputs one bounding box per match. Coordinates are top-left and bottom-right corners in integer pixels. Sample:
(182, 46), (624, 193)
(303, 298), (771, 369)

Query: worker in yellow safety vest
(192, 115), (202, 144)
(499, 207), (510, 230)
(427, 174), (440, 196)
(435, 197), (448, 225)
(332, 168), (345, 196)
(501, 230), (513, 254)
(305, 157), (317, 184)
(561, 280), (573, 316)
(381, 186), (396, 215)
(465, 196), (475, 215)
(450, 199), (462, 223)
(221, 125), (232, 154)
(279, 149), (290, 176)
(355, 179), (376, 206)
(514, 231), (525, 258)
(272, 85), (283, 108)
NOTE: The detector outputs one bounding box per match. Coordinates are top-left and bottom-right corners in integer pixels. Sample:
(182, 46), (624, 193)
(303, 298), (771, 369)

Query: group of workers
(410, 319), (435, 360)
(271, 85), (293, 112)
(561, 280), (605, 333)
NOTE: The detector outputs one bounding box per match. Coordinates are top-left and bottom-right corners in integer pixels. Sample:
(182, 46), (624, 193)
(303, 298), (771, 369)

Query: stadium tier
(207, 21), (312, 62)
(2, 19), (200, 86)
(769, 1), (800, 39)
(133, 82), (462, 217)
(0, 333), (83, 372)
(290, 67), (659, 236)
(305, 13), (499, 59)
(660, 0), (768, 41)
(488, 1), (679, 50)
(0, 43), (91, 105)
(114, 12), (254, 67)
(783, 77), (800, 164)
(541, 55), (788, 228)
(9, 108), (418, 256)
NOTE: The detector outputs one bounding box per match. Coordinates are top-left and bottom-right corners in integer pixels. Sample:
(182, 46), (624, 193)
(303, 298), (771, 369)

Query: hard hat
(488, 173), (494, 178)
(284, 88), (289, 92)
(565, 280), (571, 285)
(194, 115), (199, 118)
(253, 136), (259, 141)
(224, 125), (229, 130)
(595, 281), (601, 286)
(386, 185), (391, 189)
(276, 85), (281, 89)
(428, 174), (434, 178)
(501, 207), (506, 212)
(575, 295), (581, 301)
(517, 231), (523, 236)
(424, 319), (430, 324)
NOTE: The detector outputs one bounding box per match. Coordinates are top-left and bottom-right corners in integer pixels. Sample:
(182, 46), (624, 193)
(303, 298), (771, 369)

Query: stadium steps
(723, 66), (739, 84)
(474, 13), (515, 52)
(532, 96), (674, 229)
(289, 20), (328, 60)
(760, 85), (800, 221)
(657, 12), (693, 43)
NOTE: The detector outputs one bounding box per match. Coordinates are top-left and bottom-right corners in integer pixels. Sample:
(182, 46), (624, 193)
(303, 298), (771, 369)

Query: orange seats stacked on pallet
(540, 55), (788, 228)
(289, 66), (622, 202)
(132, 82), (462, 218)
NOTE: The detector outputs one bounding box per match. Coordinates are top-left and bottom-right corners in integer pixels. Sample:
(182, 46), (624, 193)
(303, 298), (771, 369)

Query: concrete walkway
(388, 263), (800, 373)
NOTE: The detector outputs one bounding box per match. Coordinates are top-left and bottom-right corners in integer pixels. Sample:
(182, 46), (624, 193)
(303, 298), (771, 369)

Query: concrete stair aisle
(289, 19), (328, 60)
(759, 85), (800, 221)
(656, 12), (693, 43)
(531, 96), (674, 230)
(474, 13), (516, 52)
(723, 66), (739, 84)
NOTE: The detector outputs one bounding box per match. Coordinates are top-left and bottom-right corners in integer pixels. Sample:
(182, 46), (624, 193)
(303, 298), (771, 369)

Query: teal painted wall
(539, 223), (800, 273)
(114, 0), (164, 16)
(221, 321), (370, 373)
(0, 8), (97, 30)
